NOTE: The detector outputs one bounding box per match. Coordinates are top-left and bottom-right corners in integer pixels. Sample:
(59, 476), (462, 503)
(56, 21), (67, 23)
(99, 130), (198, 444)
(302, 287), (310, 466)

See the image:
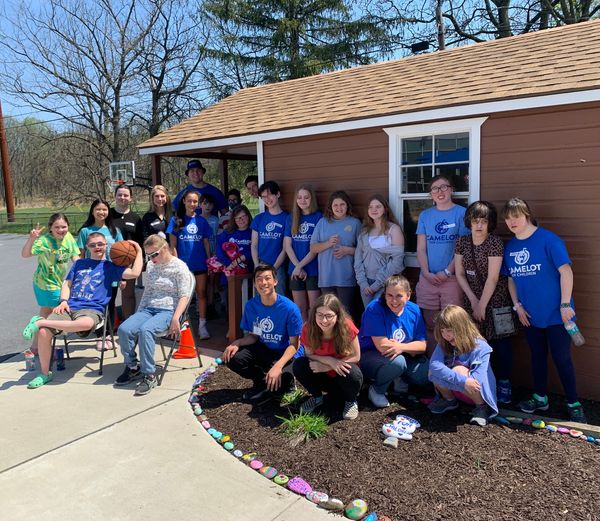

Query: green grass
(279, 388), (306, 408)
(277, 411), (329, 445)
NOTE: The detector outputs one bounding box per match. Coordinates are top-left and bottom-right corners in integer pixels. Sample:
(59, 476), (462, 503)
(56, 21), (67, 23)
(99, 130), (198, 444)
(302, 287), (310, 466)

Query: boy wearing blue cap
(172, 160), (227, 216)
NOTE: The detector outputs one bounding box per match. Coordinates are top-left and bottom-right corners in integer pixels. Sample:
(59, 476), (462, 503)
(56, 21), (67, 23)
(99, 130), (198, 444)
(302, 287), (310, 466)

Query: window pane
(401, 165), (433, 194)
(435, 163), (469, 192)
(402, 136), (432, 165)
(435, 133), (469, 163)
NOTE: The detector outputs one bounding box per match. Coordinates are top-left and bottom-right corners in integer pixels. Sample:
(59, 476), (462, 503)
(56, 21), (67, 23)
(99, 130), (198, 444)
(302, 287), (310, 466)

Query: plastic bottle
(24, 350), (36, 372)
(55, 347), (66, 371)
(564, 321), (585, 347)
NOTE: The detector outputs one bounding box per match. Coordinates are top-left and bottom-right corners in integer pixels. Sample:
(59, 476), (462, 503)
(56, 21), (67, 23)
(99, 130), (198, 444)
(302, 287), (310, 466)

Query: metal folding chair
(156, 272), (202, 385)
(51, 305), (116, 375)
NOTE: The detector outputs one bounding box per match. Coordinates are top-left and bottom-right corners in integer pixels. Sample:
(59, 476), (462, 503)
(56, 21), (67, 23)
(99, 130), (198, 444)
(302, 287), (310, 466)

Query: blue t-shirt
(310, 215), (361, 287)
(284, 211), (322, 276)
(66, 259), (125, 313)
(503, 227), (572, 328)
(251, 210), (289, 265)
(416, 204), (469, 273)
(359, 299), (426, 352)
(216, 229), (253, 271)
(166, 215), (213, 271)
(172, 184), (227, 216)
(76, 225), (123, 258)
(241, 294), (303, 351)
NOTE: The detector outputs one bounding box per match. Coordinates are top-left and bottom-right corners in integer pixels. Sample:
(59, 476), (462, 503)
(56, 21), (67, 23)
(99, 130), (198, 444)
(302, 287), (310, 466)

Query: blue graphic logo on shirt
(392, 328), (406, 342)
(435, 220), (450, 234)
(511, 247), (530, 265)
(509, 247), (541, 276)
(259, 317), (274, 333)
(299, 222), (310, 234)
(72, 268), (102, 301)
(265, 221), (281, 232)
(186, 223), (198, 234)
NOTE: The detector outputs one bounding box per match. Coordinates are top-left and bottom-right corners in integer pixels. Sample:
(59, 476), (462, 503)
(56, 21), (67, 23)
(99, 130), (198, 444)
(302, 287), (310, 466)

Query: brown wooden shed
(139, 20), (600, 400)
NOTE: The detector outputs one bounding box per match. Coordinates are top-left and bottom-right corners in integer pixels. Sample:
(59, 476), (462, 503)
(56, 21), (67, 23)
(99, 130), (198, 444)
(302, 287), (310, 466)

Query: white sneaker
(393, 376), (409, 394)
(368, 385), (389, 408)
(198, 323), (210, 340)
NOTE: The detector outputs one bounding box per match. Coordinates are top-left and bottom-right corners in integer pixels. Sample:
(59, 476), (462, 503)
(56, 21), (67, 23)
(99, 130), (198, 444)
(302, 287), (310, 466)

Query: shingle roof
(139, 20), (600, 150)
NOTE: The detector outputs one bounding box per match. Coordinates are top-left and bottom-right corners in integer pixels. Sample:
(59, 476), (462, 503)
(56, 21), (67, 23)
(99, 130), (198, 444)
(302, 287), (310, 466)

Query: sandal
(96, 336), (114, 352)
(27, 372), (53, 389)
(23, 315), (43, 340)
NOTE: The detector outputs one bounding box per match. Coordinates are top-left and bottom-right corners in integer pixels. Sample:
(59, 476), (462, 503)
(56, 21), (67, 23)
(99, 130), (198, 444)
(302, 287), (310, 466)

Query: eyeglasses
(87, 242), (107, 248)
(430, 184), (451, 194)
(316, 312), (337, 321)
(145, 244), (165, 260)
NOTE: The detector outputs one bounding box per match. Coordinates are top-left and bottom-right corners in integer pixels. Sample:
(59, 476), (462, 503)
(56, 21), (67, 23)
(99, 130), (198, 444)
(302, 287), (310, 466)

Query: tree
(200, 0), (397, 94)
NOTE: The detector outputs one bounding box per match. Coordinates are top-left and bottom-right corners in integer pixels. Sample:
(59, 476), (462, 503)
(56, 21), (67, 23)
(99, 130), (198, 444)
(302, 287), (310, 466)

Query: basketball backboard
(109, 161), (135, 186)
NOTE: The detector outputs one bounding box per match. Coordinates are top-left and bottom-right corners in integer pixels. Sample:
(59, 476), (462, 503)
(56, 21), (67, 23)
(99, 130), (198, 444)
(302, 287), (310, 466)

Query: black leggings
(293, 356), (363, 402)
(227, 341), (294, 389)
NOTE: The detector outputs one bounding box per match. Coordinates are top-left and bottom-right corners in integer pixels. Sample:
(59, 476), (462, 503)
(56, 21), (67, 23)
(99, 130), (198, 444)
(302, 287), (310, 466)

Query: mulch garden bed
(198, 366), (600, 521)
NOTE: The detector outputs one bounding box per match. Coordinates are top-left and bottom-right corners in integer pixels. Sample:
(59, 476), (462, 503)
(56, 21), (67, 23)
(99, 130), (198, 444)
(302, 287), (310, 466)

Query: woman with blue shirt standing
(359, 275), (429, 408)
(310, 190), (361, 316)
(416, 175), (469, 355)
(284, 184), (322, 321)
(251, 181), (289, 295)
(502, 198), (586, 423)
(167, 190), (213, 340)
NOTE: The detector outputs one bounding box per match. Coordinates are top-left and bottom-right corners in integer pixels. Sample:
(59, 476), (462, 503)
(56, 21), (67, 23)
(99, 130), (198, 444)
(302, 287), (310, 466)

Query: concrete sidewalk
(0, 342), (330, 520)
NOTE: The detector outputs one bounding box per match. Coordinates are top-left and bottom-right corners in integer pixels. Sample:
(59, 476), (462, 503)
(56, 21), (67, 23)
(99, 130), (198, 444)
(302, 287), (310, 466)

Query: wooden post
(0, 100), (16, 222)
(219, 158), (229, 195)
(151, 155), (162, 186)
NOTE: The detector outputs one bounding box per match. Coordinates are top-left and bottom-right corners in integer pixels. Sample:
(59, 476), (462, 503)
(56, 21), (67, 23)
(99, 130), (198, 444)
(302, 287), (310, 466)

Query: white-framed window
(385, 117), (487, 268)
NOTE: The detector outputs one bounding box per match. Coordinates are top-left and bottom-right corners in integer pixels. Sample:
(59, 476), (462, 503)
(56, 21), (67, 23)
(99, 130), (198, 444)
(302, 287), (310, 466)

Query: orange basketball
(109, 240), (137, 267)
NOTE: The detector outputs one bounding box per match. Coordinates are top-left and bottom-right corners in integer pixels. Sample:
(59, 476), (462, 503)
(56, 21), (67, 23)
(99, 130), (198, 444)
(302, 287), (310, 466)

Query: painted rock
(260, 466), (278, 479)
(211, 431), (223, 439)
(595, 439), (600, 446)
(273, 474), (289, 486)
(493, 416), (510, 426)
(345, 499), (368, 520)
(223, 441), (234, 451)
(198, 414), (208, 421)
(242, 452), (258, 462)
(320, 498), (345, 511)
(201, 421), (211, 429)
(306, 491), (329, 504)
(193, 406), (203, 416)
(507, 416), (523, 425)
(188, 394), (200, 404)
(233, 449), (244, 458)
(557, 427), (570, 434)
(364, 514), (378, 521)
(532, 419), (545, 429)
(207, 367), (217, 374)
(287, 476), (312, 495)
(394, 415), (421, 430)
(249, 459), (263, 470)
(587, 436), (595, 443)
(207, 428), (216, 436)
(521, 418), (533, 426)
(195, 385), (205, 392)
(215, 357), (223, 365)
(545, 424), (558, 432)
(570, 429), (583, 438)
(382, 436), (399, 449)
(220, 435), (231, 444)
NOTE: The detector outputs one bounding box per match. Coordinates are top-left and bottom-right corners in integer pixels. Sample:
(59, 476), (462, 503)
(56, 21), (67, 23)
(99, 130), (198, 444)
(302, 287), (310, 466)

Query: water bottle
(564, 321), (585, 347)
(24, 350), (36, 372)
(55, 347), (66, 371)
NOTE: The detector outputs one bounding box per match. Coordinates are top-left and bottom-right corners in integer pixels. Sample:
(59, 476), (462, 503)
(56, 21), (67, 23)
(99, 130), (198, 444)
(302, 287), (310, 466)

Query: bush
(277, 411), (329, 446)
(279, 388), (306, 408)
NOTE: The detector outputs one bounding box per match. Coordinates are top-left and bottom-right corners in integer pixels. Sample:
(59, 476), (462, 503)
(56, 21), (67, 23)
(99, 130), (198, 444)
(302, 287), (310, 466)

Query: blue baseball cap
(186, 160), (205, 174)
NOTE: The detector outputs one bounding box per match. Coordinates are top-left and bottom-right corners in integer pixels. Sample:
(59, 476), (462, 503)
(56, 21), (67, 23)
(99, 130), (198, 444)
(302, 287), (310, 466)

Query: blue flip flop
(23, 315), (43, 340)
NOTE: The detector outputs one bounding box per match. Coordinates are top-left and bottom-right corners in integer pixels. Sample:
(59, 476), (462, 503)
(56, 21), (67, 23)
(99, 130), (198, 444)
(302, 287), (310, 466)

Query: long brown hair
(291, 184), (318, 235)
(324, 190), (353, 221)
(306, 294), (354, 357)
(362, 194), (399, 233)
(433, 305), (483, 355)
(226, 205), (252, 233)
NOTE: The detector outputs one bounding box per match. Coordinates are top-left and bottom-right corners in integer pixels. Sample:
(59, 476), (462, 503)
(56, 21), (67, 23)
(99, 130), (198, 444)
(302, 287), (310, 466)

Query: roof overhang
(138, 88), (600, 157)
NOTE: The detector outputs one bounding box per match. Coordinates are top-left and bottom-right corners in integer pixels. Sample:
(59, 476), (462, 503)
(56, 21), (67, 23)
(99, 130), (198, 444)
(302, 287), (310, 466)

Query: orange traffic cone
(173, 323), (197, 359)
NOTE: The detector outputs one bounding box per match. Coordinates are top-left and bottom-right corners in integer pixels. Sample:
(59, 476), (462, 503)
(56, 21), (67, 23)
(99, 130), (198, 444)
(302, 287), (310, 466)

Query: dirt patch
(198, 366), (600, 521)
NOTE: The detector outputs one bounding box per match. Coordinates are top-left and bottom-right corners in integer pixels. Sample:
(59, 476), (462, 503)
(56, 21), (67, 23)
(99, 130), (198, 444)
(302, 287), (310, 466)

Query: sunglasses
(145, 244), (165, 260)
(87, 242), (107, 248)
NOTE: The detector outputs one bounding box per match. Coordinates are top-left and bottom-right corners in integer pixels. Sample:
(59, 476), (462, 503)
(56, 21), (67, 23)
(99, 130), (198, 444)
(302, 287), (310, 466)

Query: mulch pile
(199, 367), (600, 521)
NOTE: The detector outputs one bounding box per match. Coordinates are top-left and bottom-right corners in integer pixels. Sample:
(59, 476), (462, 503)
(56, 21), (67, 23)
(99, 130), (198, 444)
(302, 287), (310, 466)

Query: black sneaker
(567, 402), (587, 424)
(242, 383), (268, 402)
(134, 374), (157, 396)
(114, 365), (142, 386)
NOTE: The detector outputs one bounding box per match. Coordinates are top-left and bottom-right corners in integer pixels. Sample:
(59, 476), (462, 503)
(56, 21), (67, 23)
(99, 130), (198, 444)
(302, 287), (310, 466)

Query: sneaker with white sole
(470, 404), (489, 426)
(368, 385), (390, 408)
(134, 374), (157, 396)
(300, 395), (324, 413)
(114, 365), (142, 386)
(428, 395), (459, 414)
(198, 323), (211, 340)
(342, 401), (359, 420)
(518, 394), (549, 414)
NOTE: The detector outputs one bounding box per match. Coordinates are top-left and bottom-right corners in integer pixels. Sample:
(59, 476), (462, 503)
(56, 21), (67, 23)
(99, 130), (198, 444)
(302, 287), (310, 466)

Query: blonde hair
(143, 234), (167, 249)
(149, 185), (173, 220)
(306, 294), (354, 357)
(291, 184), (319, 235)
(434, 305), (483, 355)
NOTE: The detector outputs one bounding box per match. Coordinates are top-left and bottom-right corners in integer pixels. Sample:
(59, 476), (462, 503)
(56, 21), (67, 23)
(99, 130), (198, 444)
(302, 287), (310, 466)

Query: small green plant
(279, 388), (305, 408)
(277, 411), (329, 446)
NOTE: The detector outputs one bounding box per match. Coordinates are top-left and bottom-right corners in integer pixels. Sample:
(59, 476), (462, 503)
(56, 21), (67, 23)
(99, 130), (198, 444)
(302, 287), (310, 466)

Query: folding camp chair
(51, 304), (116, 376)
(155, 272), (202, 385)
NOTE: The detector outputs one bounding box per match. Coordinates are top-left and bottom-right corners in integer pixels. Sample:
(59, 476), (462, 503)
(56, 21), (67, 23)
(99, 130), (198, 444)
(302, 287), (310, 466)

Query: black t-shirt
(142, 211), (168, 240)
(110, 208), (143, 246)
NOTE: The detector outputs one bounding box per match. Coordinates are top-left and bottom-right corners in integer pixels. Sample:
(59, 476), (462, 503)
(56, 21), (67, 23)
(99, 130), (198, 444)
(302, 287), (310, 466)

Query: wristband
(443, 268), (452, 277)
(560, 303), (572, 309)
(512, 302), (522, 311)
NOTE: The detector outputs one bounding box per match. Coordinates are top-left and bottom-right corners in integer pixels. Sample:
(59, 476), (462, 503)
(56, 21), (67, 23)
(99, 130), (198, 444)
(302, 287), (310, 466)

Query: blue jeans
(361, 350), (430, 394)
(118, 307), (174, 375)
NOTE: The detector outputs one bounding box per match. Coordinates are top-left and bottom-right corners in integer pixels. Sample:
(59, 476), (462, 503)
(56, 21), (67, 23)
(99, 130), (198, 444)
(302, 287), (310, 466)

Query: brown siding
(482, 102), (600, 400)
(264, 128), (389, 218)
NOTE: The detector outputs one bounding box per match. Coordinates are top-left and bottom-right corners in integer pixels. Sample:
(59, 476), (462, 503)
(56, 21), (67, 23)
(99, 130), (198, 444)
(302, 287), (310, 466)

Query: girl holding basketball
(21, 214), (81, 351)
(167, 190), (213, 340)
